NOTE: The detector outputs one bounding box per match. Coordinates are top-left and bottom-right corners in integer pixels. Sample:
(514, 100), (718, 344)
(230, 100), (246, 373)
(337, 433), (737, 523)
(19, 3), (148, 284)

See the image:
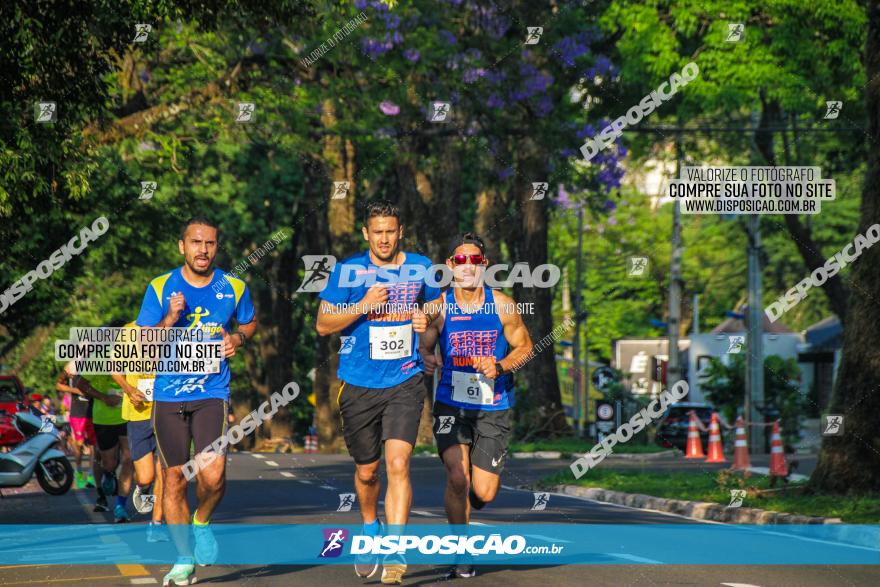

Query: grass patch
(414, 438), (669, 457)
(540, 468), (880, 523)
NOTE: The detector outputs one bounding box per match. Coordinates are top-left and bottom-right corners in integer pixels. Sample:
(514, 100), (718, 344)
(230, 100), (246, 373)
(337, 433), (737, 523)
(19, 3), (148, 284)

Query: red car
(0, 375), (27, 447)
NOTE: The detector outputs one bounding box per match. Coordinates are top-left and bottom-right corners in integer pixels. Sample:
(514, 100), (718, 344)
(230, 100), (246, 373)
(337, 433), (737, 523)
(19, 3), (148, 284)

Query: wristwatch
(495, 362), (505, 378)
(235, 331), (247, 347)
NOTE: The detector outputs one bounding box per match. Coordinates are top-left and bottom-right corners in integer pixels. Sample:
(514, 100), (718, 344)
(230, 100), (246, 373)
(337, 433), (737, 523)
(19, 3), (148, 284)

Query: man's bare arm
(496, 293), (534, 372)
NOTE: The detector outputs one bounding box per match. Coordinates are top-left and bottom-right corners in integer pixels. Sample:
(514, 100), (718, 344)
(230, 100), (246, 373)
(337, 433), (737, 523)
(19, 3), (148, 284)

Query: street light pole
(667, 130), (684, 392)
(572, 205), (585, 436)
(746, 215), (765, 453)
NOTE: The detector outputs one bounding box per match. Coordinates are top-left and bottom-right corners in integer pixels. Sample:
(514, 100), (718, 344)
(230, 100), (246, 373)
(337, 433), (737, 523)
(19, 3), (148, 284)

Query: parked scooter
(0, 408), (73, 495)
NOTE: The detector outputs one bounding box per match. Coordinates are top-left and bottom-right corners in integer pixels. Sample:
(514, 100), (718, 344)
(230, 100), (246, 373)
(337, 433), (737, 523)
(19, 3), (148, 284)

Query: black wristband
(236, 331), (246, 347)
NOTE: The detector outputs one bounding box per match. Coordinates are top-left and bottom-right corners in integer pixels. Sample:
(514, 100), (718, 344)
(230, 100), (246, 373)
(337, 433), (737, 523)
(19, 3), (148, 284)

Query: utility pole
(667, 130), (684, 392)
(746, 215), (765, 454)
(572, 206), (585, 436)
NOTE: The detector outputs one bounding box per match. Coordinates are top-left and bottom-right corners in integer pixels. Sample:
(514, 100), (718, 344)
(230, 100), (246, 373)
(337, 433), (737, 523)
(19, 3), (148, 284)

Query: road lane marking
(611, 553), (664, 564)
(299, 480), (313, 484)
(280, 472), (295, 478)
(130, 579), (159, 584)
(117, 564), (149, 576)
(1, 575), (127, 585)
(252, 454), (265, 459)
(411, 510), (442, 517)
(319, 485), (336, 490)
(265, 460), (279, 467)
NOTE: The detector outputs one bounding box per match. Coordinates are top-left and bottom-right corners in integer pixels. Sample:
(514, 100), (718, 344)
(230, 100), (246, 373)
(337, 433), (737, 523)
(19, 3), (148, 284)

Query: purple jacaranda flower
(139, 69), (150, 83)
(498, 166), (514, 180)
(379, 101), (400, 116)
(576, 124), (596, 140)
(485, 70), (506, 85)
(603, 199), (617, 212)
(464, 48), (482, 60)
(383, 14), (401, 30)
(403, 48), (420, 62)
(354, 0), (368, 8)
(439, 30), (457, 45)
(463, 68), (487, 83)
(362, 38), (391, 58)
(607, 216), (618, 226)
(554, 36), (590, 68)
(534, 95), (553, 117)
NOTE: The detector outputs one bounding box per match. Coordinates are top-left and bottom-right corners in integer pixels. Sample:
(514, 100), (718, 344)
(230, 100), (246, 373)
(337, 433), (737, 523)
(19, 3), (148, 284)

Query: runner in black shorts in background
(316, 200), (442, 585)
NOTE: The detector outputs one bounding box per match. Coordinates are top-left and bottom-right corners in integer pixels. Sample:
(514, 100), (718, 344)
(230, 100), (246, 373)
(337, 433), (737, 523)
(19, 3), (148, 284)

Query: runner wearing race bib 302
(315, 200), (442, 585)
(419, 232), (534, 581)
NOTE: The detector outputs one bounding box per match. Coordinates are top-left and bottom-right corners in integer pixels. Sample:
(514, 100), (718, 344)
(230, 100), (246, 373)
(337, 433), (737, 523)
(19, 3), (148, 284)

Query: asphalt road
(0, 452), (874, 586)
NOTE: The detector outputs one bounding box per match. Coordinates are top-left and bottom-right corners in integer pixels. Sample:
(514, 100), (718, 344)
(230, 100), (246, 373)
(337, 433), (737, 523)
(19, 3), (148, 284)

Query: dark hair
(180, 216), (220, 241)
(448, 232), (486, 256)
(363, 199), (400, 226)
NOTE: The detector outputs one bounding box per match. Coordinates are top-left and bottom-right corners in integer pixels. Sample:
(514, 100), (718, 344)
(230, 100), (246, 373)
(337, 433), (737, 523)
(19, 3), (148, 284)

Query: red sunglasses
(451, 254), (486, 265)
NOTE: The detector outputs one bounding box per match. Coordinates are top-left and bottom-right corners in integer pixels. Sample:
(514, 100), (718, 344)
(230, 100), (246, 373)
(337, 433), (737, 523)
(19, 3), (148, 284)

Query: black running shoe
(468, 488), (486, 510)
(444, 564), (476, 579)
(93, 495), (109, 512)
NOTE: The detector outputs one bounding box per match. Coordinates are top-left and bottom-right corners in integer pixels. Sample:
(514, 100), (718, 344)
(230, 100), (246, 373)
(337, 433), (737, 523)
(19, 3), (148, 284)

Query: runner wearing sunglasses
(315, 199), (442, 585)
(418, 232), (534, 580)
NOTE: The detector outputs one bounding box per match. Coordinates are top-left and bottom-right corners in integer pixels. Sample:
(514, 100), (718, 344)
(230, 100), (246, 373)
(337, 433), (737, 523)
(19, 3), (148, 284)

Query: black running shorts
(337, 373), (426, 464)
(152, 398), (228, 468)
(433, 401), (511, 474)
(94, 423), (128, 452)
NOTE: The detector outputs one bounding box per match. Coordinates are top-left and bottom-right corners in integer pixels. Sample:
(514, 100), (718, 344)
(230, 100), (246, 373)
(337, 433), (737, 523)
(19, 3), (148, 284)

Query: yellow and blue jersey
(135, 267), (254, 402)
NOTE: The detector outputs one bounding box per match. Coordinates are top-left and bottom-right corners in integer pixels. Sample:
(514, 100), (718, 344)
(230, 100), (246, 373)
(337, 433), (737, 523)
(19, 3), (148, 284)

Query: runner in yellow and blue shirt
(135, 217), (256, 585)
(111, 322), (168, 543)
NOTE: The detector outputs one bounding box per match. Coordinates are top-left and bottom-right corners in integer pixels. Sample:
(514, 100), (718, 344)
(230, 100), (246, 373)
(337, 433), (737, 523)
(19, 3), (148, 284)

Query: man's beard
(372, 245), (398, 264)
(186, 255), (214, 276)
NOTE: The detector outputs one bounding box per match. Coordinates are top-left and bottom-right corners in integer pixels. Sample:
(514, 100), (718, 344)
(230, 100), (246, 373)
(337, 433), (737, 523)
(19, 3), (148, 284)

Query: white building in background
(613, 312), (813, 406)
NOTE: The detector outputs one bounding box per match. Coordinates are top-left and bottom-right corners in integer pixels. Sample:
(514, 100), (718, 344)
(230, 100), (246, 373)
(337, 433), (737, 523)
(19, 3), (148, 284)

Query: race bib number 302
(369, 324), (412, 361)
(451, 370), (495, 406)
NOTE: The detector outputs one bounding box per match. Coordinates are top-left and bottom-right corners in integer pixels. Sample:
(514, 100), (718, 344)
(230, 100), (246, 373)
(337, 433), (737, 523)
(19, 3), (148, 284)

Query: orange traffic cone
(769, 420), (787, 477)
(684, 410), (705, 459)
(705, 412), (727, 463)
(730, 416), (750, 471)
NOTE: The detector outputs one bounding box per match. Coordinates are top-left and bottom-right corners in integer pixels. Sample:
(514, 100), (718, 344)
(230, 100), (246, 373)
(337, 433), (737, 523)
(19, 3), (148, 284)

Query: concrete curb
(553, 484), (837, 525)
(512, 449), (679, 460)
(552, 485), (880, 549)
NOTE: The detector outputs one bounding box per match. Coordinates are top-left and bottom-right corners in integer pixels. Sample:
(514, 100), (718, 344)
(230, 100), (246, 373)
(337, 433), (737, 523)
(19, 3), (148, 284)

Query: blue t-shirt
(135, 267), (255, 402)
(319, 250), (441, 389)
(436, 287), (513, 411)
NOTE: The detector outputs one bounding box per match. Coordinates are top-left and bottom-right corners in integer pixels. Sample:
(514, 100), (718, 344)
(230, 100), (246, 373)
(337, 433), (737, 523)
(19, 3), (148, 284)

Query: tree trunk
(512, 138), (570, 437)
(313, 98), (356, 452)
(810, 0), (880, 492)
(395, 134), (462, 446)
